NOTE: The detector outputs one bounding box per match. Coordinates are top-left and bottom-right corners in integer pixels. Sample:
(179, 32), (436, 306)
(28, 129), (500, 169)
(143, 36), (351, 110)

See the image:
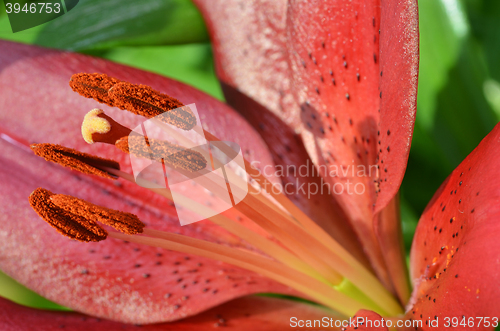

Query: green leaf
(416, 0), (468, 130)
(429, 39), (497, 166)
(466, 0), (500, 82)
(401, 0), (468, 215)
(465, 0), (500, 121)
(483, 79), (500, 119)
(4, 0), (71, 33)
(0, 0), (208, 50)
(402, 0), (498, 217)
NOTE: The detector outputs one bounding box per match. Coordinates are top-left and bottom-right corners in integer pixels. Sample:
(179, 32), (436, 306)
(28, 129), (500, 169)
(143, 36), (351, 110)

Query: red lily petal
(342, 310), (389, 331)
(0, 295), (338, 330)
(286, 0), (418, 294)
(286, 0), (419, 215)
(0, 41), (296, 323)
(375, 0), (419, 214)
(374, 0), (419, 305)
(192, 0), (300, 129)
(408, 123), (500, 326)
(192, 0), (368, 267)
(287, 0), (381, 285)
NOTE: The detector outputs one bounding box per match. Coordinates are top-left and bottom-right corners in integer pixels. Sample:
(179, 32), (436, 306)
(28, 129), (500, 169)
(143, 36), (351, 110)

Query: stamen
(30, 143), (120, 179)
(69, 73), (121, 106)
(34, 72), (407, 316)
(108, 82), (196, 130)
(82, 109), (131, 144)
(115, 134), (207, 172)
(102, 166), (327, 281)
(50, 194), (144, 235)
(70, 73), (196, 130)
(29, 188), (107, 242)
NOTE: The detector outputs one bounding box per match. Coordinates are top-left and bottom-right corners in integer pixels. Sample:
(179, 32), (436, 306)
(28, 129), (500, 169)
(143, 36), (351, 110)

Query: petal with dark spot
(285, 0), (418, 296)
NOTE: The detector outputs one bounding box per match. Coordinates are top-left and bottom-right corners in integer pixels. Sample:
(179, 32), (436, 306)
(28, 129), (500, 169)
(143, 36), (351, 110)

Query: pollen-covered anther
(108, 82), (197, 130)
(69, 73), (121, 106)
(115, 134), (207, 172)
(82, 109), (131, 144)
(29, 188), (107, 242)
(30, 143), (120, 179)
(50, 194), (145, 235)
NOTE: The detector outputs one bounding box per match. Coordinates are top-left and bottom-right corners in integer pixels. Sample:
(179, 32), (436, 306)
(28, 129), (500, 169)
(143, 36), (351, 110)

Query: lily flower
(0, 0), (498, 330)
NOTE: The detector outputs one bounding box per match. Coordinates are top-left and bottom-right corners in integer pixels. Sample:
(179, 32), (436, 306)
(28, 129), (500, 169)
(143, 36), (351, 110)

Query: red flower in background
(0, 0), (499, 330)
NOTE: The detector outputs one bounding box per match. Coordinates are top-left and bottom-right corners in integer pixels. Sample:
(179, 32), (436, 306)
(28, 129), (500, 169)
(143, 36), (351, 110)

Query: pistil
(81, 109), (131, 145)
(81, 109), (207, 172)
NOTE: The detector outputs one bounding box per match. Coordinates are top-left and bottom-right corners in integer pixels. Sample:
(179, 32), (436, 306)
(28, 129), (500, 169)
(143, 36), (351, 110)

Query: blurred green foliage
(33, 0), (209, 49)
(0, 0), (499, 311)
(0, 0), (208, 47)
(401, 0), (500, 251)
